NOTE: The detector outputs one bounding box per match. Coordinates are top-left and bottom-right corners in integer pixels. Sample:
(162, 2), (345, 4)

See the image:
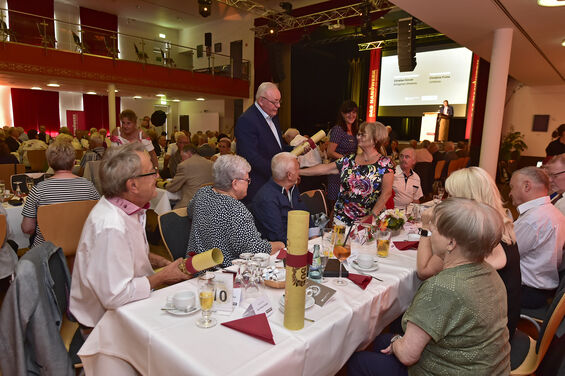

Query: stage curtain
(79, 7), (118, 57)
(82, 94), (120, 130)
(11, 89), (59, 132)
(7, 0), (55, 47)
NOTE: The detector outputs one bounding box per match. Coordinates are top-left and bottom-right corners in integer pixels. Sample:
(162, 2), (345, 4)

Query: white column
(479, 28), (513, 178)
(108, 83), (117, 132)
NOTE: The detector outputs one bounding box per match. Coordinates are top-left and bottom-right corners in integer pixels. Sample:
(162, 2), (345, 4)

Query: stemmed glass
(319, 251), (329, 283)
(25, 178), (34, 195)
(14, 182), (22, 198)
(0, 181), (5, 201)
(231, 258), (244, 288)
(333, 231), (351, 286)
(196, 272), (216, 328)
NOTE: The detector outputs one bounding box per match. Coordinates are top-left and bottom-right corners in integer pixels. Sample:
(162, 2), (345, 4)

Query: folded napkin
(221, 313), (275, 345)
(276, 248), (287, 259)
(394, 241), (419, 250)
(348, 273), (372, 290)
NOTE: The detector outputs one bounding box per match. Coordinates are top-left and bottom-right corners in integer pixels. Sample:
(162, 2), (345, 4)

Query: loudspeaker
(397, 17), (416, 72)
(205, 32), (212, 47)
(151, 110), (167, 127)
(179, 115), (189, 132)
(230, 40), (243, 79)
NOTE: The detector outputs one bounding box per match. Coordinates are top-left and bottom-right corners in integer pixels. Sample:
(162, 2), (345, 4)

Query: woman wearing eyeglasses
(186, 154), (285, 267)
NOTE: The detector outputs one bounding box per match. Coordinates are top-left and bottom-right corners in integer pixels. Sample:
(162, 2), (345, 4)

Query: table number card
(242, 295), (273, 318)
(212, 272), (234, 313)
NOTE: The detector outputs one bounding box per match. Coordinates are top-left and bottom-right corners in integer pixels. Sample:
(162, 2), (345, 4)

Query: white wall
(54, 2), (79, 52)
(178, 99), (236, 136)
(0, 86), (13, 127)
(59, 92), (83, 127)
(118, 18), (179, 64)
(502, 80), (565, 157)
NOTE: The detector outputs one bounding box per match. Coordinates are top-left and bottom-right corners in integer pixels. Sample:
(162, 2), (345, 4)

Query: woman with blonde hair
(300, 121), (393, 225)
(417, 166), (521, 339)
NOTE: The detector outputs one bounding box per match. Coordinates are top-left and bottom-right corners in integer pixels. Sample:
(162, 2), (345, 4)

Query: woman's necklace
(362, 150), (379, 163)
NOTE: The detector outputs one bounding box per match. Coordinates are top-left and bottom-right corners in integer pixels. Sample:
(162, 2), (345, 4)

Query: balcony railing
(0, 8), (250, 80)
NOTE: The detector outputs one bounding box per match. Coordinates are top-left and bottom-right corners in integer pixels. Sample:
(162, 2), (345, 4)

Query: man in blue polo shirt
(252, 152), (307, 244)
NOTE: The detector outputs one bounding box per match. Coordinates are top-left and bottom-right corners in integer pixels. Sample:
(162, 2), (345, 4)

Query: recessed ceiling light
(156, 94), (165, 97)
(114, 89), (119, 93)
(196, 97), (205, 101)
(562, 39), (565, 47)
(159, 33), (166, 39)
(172, 99), (181, 102)
(160, 98), (167, 105)
(86, 91), (97, 95)
(537, 0), (565, 6)
(31, 87), (42, 90)
(46, 83), (60, 87)
(133, 96), (142, 99)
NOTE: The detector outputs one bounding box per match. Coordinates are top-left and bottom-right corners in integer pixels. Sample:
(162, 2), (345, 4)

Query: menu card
(305, 279), (336, 307)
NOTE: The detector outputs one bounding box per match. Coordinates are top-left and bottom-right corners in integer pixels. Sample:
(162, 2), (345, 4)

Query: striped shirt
(22, 177), (100, 247)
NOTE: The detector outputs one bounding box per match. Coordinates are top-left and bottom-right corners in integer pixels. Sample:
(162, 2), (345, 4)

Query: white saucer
(279, 296), (315, 311)
(351, 259), (379, 272)
(163, 306), (200, 316)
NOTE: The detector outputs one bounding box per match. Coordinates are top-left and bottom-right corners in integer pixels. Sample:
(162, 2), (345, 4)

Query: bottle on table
(309, 244), (322, 281)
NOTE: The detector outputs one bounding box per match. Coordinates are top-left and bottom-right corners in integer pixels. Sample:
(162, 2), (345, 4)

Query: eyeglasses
(261, 96), (281, 106)
(548, 170), (565, 178)
(132, 167), (159, 179)
(235, 177), (251, 184)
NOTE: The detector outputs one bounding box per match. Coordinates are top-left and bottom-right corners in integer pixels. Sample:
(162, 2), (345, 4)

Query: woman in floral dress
(300, 122), (394, 225)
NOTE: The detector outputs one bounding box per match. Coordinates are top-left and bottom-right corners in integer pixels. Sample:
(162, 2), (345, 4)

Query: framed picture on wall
(532, 114), (550, 132)
(214, 42), (221, 53)
(197, 45), (203, 58)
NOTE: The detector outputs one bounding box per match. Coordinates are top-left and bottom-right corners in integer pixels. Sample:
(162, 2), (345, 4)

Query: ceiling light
(172, 99), (180, 102)
(537, 0), (565, 6)
(31, 87), (42, 90)
(86, 91), (97, 95)
(198, 0), (212, 17)
(160, 98), (167, 105)
(114, 89), (119, 93)
(562, 39), (565, 46)
(159, 33), (166, 39)
(133, 96), (142, 99)
(46, 83), (60, 87)
(156, 93), (165, 97)
(196, 97), (205, 101)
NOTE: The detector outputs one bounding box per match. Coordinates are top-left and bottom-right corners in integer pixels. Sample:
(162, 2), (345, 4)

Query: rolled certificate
(290, 130), (326, 156)
(179, 248), (224, 275)
(283, 210), (310, 330)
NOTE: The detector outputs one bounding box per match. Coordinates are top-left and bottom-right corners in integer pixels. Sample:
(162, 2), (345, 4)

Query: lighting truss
(358, 40), (384, 51)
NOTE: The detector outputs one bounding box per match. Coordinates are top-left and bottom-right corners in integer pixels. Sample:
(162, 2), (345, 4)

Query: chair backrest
(72, 31), (80, 45)
(0, 164), (25, 187)
(158, 207), (191, 260)
(28, 149), (48, 172)
(134, 43), (140, 54)
(300, 189), (328, 216)
(434, 160), (446, 180)
(83, 160), (103, 194)
(38, 200), (98, 257)
(447, 158), (464, 177)
(0, 214), (6, 245)
(10, 173), (49, 194)
(535, 286), (565, 357)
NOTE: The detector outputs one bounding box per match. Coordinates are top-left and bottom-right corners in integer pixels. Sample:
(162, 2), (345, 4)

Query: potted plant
(500, 130), (528, 162)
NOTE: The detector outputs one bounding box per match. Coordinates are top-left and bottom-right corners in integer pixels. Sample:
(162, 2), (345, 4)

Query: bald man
(392, 148), (423, 208)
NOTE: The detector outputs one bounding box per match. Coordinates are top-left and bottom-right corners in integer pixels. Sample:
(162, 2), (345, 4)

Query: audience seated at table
(165, 144), (213, 209)
(70, 143), (189, 332)
(186, 154), (284, 267)
(6, 127), (21, 152)
(0, 140), (19, 164)
(166, 131), (190, 178)
(252, 152), (307, 244)
(300, 121), (394, 225)
(21, 141), (100, 248)
(417, 166), (521, 340)
(509, 166), (565, 308)
(392, 148), (423, 209)
(348, 198), (510, 375)
(546, 153), (565, 215)
(17, 129), (48, 167)
(413, 140), (433, 163)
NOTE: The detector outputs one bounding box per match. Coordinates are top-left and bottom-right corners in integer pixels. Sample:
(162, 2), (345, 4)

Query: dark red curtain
(11, 89), (59, 132)
(82, 94), (121, 130)
(79, 7), (118, 57)
(8, 0), (55, 47)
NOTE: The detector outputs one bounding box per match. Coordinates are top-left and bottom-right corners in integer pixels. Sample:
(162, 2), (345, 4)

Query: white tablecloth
(2, 202), (29, 249)
(149, 188), (181, 215)
(79, 232), (421, 376)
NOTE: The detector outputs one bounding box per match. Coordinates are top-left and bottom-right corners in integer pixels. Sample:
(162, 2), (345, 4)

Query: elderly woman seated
(348, 198), (510, 375)
(186, 154), (285, 267)
(21, 141), (100, 247)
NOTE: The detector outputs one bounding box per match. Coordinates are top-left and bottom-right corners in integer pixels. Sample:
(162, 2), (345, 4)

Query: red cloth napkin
(221, 313), (275, 345)
(394, 241), (419, 250)
(348, 273), (372, 289)
(276, 248), (287, 259)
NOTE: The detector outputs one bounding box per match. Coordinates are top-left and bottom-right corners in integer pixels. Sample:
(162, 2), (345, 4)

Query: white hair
(213, 154), (251, 191)
(271, 152), (297, 181)
(255, 82), (279, 101)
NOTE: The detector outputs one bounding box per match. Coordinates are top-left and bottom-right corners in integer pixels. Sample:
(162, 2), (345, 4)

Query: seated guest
(546, 153), (565, 215)
(211, 137), (233, 162)
(456, 140), (469, 157)
(348, 198), (510, 375)
(38, 125), (50, 144)
(79, 132), (105, 175)
(17, 127), (28, 142)
(428, 142), (441, 163)
(509, 167), (565, 308)
(21, 141), (100, 248)
(18, 129), (48, 167)
(165, 144), (213, 209)
(252, 152), (307, 244)
(6, 127), (21, 152)
(413, 140), (432, 163)
(187, 155), (285, 267)
(0, 141), (19, 164)
(386, 139), (399, 162)
(418, 167), (521, 340)
(70, 143), (188, 339)
(442, 141), (458, 161)
(155, 135), (168, 157)
(167, 133), (189, 178)
(392, 148), (423, 209)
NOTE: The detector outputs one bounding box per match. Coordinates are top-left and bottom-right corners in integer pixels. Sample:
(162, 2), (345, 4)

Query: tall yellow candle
(283, 210), (310, 330)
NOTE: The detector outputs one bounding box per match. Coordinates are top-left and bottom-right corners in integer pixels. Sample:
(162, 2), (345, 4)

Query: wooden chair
(160, 48), (175, 67)
(0, 164), (25, 187)
(72, 31), (88, 53)
(83, 160), (103, 194)
(434, 160), (446, 181)
(1, 19), (16, 42)
(104, 35), (119, 58)
(134, 42), (148, 63)
(27, 149), (48, 172)
(158, 207), (191, 261)
(300, 189), (328, 216)
(37, 200), (98, 272)
(447, 157), (464, 177)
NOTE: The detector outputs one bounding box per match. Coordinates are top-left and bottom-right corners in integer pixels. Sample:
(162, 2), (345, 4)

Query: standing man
(437, 100), (454, 141)
(235, 82), (290, 203)
(392, 148), (423, 209)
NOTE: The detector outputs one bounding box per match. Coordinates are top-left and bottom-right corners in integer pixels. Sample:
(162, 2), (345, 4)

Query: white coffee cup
(173, 291), (195, 311)
(357, 254), (375, 269)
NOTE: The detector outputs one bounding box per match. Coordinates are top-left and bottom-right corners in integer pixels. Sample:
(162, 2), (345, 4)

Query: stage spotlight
(198, 0), (212, 17)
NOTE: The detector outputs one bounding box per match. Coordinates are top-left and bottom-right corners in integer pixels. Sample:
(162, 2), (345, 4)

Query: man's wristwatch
(390, 334), (402, 354)
(418, 228), (432, 237)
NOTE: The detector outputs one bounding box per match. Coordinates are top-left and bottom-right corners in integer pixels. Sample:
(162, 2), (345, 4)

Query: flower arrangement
(377, 209), (407, 231)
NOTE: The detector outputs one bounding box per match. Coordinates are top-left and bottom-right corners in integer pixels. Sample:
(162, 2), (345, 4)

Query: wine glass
(319, 251), (329, 283)
(196, 272), (216, 328)
(14, 182), (22, 198)
(26, 178), (34, 195)
(231, 258), (244, 288)
(332, 233), (351, 286)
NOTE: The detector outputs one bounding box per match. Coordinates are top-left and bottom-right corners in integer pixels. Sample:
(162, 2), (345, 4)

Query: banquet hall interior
(0, 0), (564, 375)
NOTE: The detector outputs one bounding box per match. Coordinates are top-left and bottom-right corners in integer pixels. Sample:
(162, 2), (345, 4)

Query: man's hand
(149, 253), (172, 269)
(148, 259), (191, 289)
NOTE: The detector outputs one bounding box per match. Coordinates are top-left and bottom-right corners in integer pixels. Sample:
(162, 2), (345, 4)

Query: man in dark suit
(235, 82), (290, 203)
(436, 99), (454, 141)
(6, 127), (21, 152)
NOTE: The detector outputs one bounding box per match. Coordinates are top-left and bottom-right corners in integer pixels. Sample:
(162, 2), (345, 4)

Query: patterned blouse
(334, 154), (394, 225)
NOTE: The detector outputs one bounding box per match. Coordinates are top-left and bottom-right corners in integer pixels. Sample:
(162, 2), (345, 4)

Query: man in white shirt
(546, 154), (565, 216)
(509, 166), (565, 308)
(392, 148), (423, 209)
